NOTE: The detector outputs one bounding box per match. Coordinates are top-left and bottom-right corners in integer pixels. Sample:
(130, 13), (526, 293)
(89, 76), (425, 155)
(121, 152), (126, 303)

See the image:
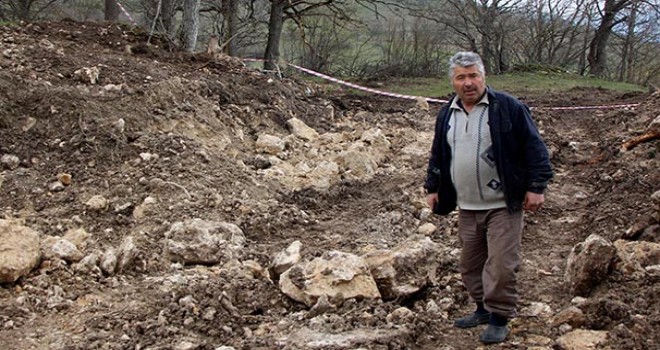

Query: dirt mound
(0, 20), (658, 350)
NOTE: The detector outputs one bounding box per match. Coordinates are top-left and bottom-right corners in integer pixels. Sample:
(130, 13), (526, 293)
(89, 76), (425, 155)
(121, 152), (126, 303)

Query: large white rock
(565, 234), (616, 296)
(335, 149), (377, 180)
(0, 220), (41, 282)
(363, 235), (446, 300)
(360, 128), (391, 154)
(556, 329), (608, 350)
(306, 161), (340, 189)
(287, 118), (319, 141)
(165, 219), (245, 265)
(270, 240), (302, 279)
(256, 134), (285, 155)
(279, 251), (380, 307)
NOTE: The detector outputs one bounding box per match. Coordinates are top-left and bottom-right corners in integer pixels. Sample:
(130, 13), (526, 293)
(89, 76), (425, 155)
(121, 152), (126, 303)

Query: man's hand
(523, 192), (544, 212)
(427, 193), (439, 209)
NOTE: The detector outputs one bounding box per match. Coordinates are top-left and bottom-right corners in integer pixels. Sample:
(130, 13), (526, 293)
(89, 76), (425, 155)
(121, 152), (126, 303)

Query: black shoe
(453, 312), (490, 328)
(480, 324), (509, 344)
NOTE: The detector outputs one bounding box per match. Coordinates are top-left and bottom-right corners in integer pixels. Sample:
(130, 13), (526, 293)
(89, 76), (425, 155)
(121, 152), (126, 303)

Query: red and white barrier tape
(114, 0), (138, 26)
(286, 62), (449, 104)
(533, 103), (639, 111)
(247, 58), (640, 111)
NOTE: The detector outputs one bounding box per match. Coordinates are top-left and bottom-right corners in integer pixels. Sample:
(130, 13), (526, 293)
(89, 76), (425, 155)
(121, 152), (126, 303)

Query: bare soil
(0, 21), (658, 350)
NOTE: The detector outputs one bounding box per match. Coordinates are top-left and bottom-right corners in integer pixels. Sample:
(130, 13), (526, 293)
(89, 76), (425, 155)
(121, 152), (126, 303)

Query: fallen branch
(622, 130), (660, 151)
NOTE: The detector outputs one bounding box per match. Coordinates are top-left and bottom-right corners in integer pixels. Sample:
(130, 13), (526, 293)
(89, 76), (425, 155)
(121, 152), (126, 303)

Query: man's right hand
(426, 193), (439, 209)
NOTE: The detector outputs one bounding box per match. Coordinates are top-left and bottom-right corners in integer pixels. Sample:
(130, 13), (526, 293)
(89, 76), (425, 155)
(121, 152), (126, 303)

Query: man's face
(451, 65), (486, 106)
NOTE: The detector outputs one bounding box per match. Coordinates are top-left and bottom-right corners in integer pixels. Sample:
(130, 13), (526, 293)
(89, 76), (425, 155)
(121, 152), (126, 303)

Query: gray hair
(448, 52), (485, 79)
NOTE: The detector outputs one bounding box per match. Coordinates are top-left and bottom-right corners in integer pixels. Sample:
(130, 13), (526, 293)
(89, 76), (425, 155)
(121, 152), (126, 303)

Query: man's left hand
(524, 192), (544, 212)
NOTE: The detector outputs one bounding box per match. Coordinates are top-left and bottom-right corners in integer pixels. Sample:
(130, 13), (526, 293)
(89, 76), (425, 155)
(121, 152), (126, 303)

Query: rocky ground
(0, 21), (659, 350)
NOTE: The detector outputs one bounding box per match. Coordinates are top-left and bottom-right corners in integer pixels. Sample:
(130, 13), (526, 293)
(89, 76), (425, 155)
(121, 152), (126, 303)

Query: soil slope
(0, 21), (658, 350)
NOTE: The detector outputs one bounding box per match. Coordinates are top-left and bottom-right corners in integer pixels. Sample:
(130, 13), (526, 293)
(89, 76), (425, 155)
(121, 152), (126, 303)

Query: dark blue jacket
(424, 88), (553, 214)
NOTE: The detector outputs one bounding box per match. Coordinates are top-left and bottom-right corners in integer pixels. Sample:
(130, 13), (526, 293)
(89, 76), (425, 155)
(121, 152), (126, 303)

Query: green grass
(305, 72), (646, 99)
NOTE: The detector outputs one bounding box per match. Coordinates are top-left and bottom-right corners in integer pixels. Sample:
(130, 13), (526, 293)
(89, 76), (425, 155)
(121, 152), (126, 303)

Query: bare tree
(618, 0), (638, 81)
(264, 0), (286, 70)
(263, 0), (398, 71)
(223, 0), (239, 55)
(405, 0), (519, 74)
(105, 0), (120, 21)
(181, 0), (201, 52)
(516, 0), (589, 67)
(2, 0), (61, 20)
(587, 0), (633, 76)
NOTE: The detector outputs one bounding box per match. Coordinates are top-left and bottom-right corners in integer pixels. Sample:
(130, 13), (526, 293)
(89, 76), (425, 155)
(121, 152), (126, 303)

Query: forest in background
(1, 0), (659, 87)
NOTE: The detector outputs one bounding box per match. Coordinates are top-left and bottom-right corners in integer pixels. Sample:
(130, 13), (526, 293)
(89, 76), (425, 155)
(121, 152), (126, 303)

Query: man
(424, 52), (553, 344)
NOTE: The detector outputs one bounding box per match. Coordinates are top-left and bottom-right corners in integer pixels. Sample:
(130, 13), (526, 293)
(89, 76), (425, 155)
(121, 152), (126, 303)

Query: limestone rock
(415, 97), (430, 111)
(386, 306), (415, 324)
(283, 326), (408, 349)
(565, 234), (616, 296)
(306, 161), (340, 189)
(613, 239), (660, 278)
(279, 251), (380, 307)
(86, 195), (108, 211)
(100, 248), (118, 275)
(1, 154), (20, 170)
(335, 149), (377, 180)
(556, 329), (608, 350)
(133, 196), (157, 220)
(73, 66), (100, 84)
(256, 134), (285, 155)
(360, 128), (391, 153)
(363, 235), (446, 300)
(270, 240), (302, 279)
(0, 220), (41, 282)
(63, 228), (89, 249)
(551, 306), (586, 328)
(417, 223), (437, 235)
(522, 302), (553, 318)
(287, 118), (319, 141)
(165, 219), (246, 265)
(117, 236), (139, 273)
(41, 237), (83, 263)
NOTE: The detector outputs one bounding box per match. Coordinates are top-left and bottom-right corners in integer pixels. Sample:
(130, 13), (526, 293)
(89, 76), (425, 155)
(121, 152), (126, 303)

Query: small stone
(417, 223), (437, 235)
(386, 306), (415, 324)
(100, 248), (117, 275)
(558, 323), (573, 334)
(49, 181), (65, 192)
(58, 173), (72, 185)
(571, 297), (587, 306)
(86, 195), (108, 211)
(140, 153), (158, 161)
(1, 154), (20, 170)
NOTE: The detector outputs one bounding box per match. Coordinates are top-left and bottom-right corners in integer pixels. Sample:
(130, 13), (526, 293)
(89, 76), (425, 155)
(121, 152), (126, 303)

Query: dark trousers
(458, 208), (524, 318)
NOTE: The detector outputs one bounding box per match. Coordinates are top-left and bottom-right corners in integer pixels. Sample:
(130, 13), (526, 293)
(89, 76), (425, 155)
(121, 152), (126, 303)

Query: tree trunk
(161, 0), (176, 39)
(620, 2), (637, 82)
(264, 0), (286, 71)
(587, 0), (631, 77)
(224, 0), (239, 56)
(18, 0), (32, 21)
(104, 0), (120, 21)
(181, 0), (201, 52)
